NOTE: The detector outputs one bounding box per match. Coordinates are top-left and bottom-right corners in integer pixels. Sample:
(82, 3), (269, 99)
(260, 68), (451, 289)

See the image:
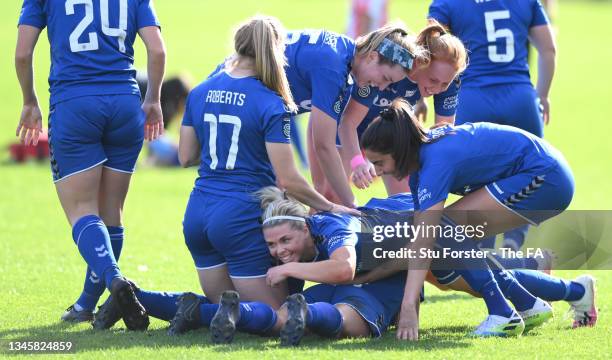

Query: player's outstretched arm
(139, 26), (166, 140)
(529, 24), (556, 125)
(338, 99), (377, 189)
(266, 142), (359, 215)
(15, 25), (43, 146)
(311, 107), (357, 207)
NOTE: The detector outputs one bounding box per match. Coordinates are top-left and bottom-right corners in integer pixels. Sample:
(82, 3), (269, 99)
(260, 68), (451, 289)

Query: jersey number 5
(204, 114), (242, 170)
(66, 0), (127, 53)
(484, 10), (515, 63)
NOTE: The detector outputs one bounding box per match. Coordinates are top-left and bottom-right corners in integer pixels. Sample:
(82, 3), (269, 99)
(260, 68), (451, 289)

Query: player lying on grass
(360, 98), (576, 340)
(91, 191), (596, 342)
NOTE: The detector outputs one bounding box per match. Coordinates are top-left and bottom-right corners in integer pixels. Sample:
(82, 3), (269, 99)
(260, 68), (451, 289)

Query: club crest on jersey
(283, 117), (291, 138)
(357, 86), (371, 98)
(334, 100), (343, 114)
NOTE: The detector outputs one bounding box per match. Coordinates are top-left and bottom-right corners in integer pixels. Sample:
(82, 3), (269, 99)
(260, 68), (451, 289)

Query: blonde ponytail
(234, 16), (297, 112)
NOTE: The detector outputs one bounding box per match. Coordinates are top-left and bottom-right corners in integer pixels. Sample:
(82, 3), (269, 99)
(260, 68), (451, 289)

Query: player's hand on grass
(540, 97), (550, 125)
(396, 302), (419, 341)
(351, 161), (377, 189)
(16, 102), (42, 146)
(142, 100), (164, 141)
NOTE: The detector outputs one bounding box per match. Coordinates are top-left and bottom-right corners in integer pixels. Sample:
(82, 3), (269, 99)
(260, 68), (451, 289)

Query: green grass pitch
(0, 0), (610, 358)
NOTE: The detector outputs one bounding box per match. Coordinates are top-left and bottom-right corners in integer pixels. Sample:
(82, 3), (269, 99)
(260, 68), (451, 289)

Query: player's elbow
(15, 49), (33, 66)
(335, 262), (355, 283)
(178, 149), (196, 168)
(147, 43), (166, 62)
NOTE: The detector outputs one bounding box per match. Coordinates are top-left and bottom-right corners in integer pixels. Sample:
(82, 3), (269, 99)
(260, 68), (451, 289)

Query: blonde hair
(416, 20), (467, 72)
(355, 21), (429, 68)
(256, 186), (308, 229)
(234, 16), (298, 112)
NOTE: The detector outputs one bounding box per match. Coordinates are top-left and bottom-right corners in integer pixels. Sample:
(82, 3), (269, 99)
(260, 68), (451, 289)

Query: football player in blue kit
(283, 24), (416, 208)
(16, 0), (166, 329)
(339, 21), (466, 196)
(360, 99), (575, 340)
(90, 190), (596, 340)
(428, 0), (557, 250)
(176, 15), (358, 314)
(201, 188), (593, 343)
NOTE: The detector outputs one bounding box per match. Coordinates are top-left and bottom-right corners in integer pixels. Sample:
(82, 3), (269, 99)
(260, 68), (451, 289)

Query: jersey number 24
(66, 0), (127, 53)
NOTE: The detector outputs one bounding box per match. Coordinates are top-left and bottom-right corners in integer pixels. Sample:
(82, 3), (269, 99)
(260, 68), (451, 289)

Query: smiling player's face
(263, 222), (312, 263)
(411, 60), (458, 97)
(354, 52), (407, 90)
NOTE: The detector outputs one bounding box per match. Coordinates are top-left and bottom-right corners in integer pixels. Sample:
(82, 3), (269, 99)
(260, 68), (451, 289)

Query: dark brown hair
(360, 99), (428, 179)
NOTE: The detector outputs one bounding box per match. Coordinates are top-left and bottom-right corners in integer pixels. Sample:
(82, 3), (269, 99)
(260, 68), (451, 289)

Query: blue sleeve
(428, 0), (451, 26)
(323, 216), (359, 255)
(351, 84), (378, 108)
(181, 92), (195, 126)
(310, 68), (348, 121)
(433, 79), (459, 117)
(137, 0), (161, 29)
(326, 230), (358, 256)
(18, 0), (46, 29)
(530, 0), (550, 27)
(264, 105), (293, 144)
(411, 164), (454, 210)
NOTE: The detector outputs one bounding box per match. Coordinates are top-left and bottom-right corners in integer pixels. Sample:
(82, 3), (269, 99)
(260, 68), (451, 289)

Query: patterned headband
(377, 38), (415, 70)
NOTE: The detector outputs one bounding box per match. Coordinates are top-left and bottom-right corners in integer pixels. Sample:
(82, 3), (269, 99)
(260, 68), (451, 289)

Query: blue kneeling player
(173, 15), (357, 327)
(16, 0), (166, 328)
(361, 99), (575, 340)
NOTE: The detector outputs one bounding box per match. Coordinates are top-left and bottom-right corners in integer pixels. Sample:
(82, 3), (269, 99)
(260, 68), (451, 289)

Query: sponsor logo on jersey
(373, 95), (392, 107)
(418, 188), (431, 204)
(357, 86), (371, 98)
(443, 95), (458, 110)
(405, 89), (417, 97)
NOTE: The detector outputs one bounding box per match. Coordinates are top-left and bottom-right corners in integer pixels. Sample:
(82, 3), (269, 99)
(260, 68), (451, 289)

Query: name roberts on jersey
(205, 90), (246, 106)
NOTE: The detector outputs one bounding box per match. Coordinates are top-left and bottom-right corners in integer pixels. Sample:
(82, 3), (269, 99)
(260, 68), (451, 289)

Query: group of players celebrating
(15, 0), (597, 346)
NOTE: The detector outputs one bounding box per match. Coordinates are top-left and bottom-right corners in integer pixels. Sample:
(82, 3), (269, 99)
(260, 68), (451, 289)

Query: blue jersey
(284, 29), (356, 121)
(182, 71), (293, 194)
(428, 0), (549, 88)
(409, 122), (560, 210)
(18, 0), (159, 105)
(352, 78), (460, 136)
(308, 194), (415, 265)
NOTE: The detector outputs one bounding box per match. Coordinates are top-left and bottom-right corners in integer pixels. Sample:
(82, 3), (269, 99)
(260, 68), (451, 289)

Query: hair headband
(377, 38), (415, 70)
(262, 215), (306, 226)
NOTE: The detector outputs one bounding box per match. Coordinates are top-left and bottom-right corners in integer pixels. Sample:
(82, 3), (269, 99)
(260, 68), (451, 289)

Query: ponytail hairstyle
(415, 20), (467, 73)
(360, 99), (428, 179)
(257, 186), (308, 230)
(234, 15), (298, 112)
(355, 21), (429, 71)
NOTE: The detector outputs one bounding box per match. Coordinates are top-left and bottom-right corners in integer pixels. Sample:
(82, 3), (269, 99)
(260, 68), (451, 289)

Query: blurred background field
(0, 1), (611, 359)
